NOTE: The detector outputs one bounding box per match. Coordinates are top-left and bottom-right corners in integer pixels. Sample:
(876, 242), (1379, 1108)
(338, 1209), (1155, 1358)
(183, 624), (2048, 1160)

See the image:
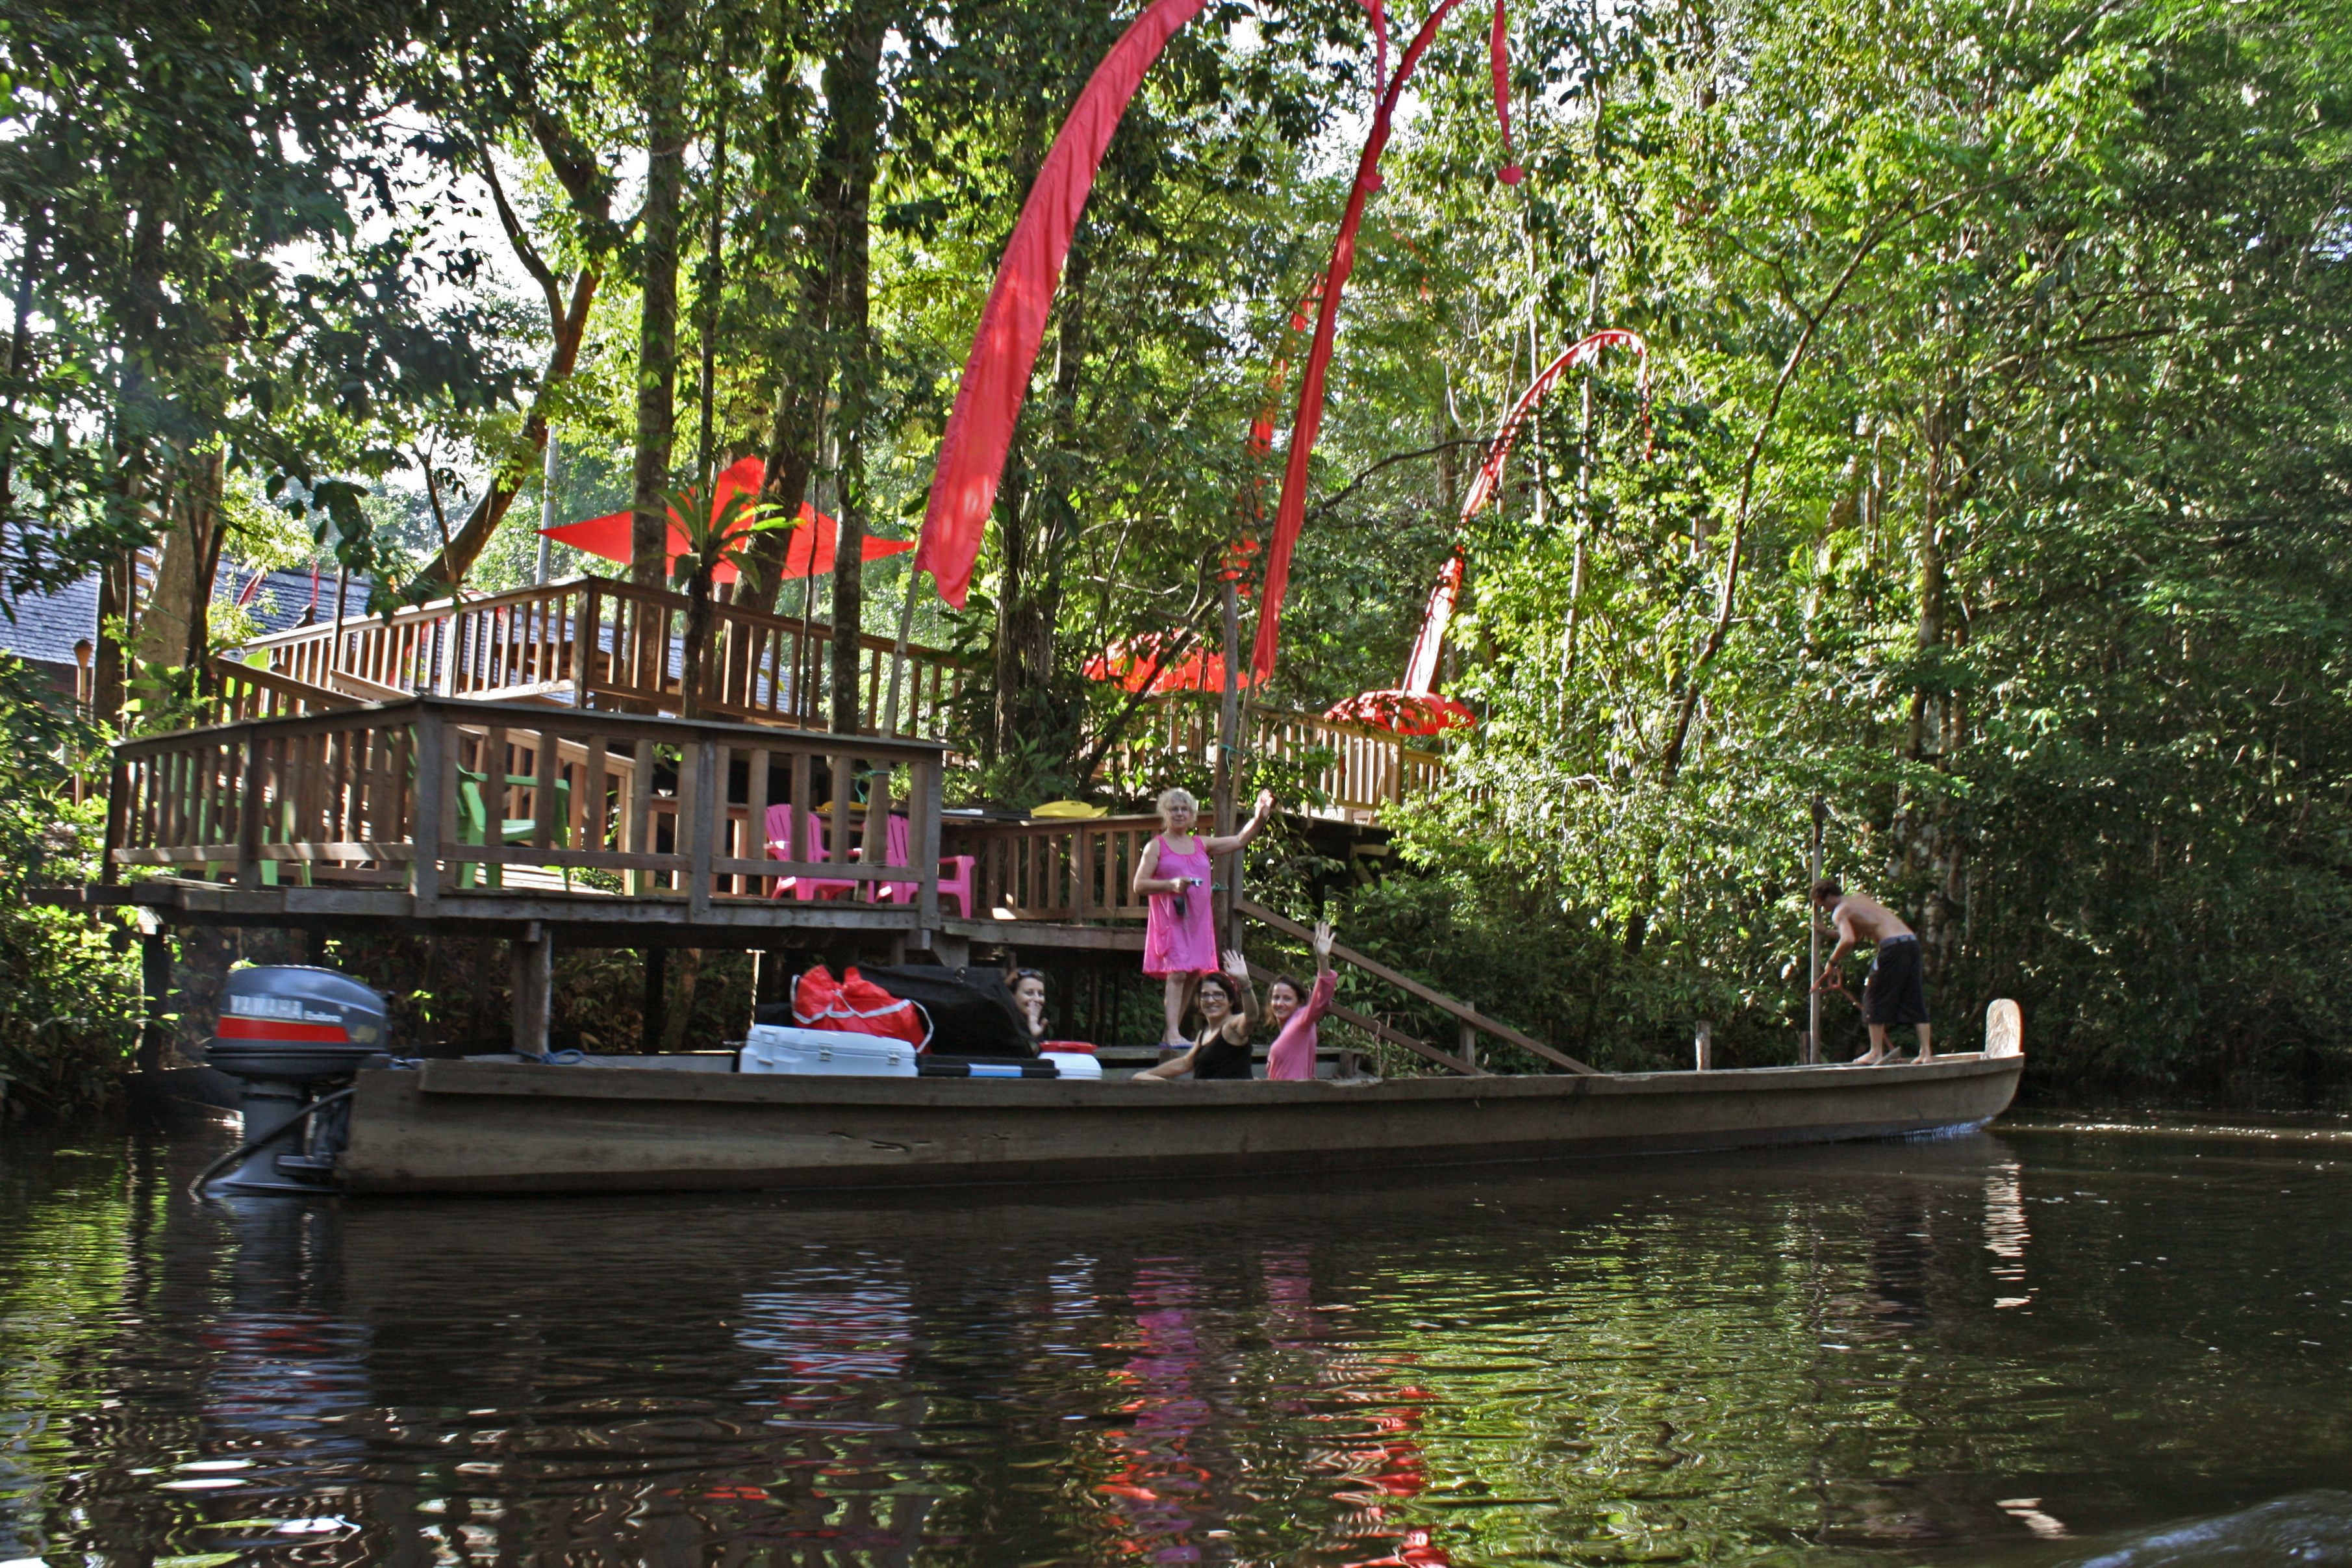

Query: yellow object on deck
(1031, 800), (1109, 819)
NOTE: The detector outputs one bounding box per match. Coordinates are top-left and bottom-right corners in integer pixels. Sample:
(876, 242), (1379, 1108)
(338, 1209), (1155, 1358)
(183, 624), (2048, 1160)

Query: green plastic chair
(259, 798), (314, 888)
(179, 777), (309, 887)
(453, 767), (572, 889)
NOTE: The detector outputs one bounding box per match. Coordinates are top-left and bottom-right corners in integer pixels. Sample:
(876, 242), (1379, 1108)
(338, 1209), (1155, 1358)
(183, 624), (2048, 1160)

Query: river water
(4, 1121), (2350, 1568)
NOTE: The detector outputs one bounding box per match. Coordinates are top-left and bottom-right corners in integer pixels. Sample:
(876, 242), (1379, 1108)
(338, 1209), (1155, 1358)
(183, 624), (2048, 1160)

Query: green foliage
(663, 485), (794, 593)
(0, 659), (134, 1119)
(1311, 0), (2352, 1099)
(0, 0), (537, 604)
(6, 0), (2347, 1102)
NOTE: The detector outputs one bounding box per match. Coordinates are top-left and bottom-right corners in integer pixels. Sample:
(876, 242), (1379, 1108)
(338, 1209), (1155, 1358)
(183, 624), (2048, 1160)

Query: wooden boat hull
(336, 1053), (2024, 1195)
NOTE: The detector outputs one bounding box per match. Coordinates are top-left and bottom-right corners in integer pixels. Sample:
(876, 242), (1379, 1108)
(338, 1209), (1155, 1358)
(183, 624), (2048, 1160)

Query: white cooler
(1040, 1051), (1102, 1080)
(740, 1024), (918, 1077)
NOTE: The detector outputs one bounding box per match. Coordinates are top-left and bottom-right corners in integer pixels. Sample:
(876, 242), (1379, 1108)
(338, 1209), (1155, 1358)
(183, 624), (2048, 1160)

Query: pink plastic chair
(870, 812), (977, 919)
(764, 803), (857, 901)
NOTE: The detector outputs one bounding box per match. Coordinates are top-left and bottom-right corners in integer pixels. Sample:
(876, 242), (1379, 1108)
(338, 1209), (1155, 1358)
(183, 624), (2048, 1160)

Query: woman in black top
(1135, 949), (1259, 1081)
(1011, 968), (1050, 1045)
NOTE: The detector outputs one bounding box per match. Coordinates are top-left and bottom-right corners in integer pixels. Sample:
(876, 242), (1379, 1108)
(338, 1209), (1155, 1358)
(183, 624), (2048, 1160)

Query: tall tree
(631, 0), (694, 587)
(822, 9), (885, 737)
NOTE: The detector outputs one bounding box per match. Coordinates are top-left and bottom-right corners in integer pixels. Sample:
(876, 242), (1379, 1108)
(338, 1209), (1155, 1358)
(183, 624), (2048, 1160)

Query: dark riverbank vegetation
(1, 0), (2346, 1115)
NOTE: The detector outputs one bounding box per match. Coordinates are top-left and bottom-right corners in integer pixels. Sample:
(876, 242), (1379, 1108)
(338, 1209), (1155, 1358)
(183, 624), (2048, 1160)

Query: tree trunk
(136, 489), (199, 679)
(824, 15), (884, 738)
(135, 451), (226, 683)
(744, 399), (820, 614)
(630, 0), (692, 588)
(991, 237), (1087, 767)
(695, 97), (727, 492)
(414, 101), (615, 592)
(680, 571), (714, 718)
(1907, 392), (1947, 768)
(186, 451), (225, 679)
(94, 548), (132, 729)
(989, 445), (1031, 763)
(979, 127), (1048, 766)
(1906, 366), (1973, 974)
(98, 210), (168, 729)
(413, 269), (600, 590)
(740, 16), (833, 616)
(0, 221), (41, 520)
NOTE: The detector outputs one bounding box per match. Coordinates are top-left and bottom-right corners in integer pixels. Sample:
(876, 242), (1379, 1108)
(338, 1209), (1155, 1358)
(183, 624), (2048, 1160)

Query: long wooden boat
(335, 1008), (2024, 1195)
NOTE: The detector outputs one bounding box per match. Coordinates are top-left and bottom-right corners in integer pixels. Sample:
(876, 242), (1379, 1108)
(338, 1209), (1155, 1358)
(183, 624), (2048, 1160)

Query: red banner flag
(913, 0), (1211, 608)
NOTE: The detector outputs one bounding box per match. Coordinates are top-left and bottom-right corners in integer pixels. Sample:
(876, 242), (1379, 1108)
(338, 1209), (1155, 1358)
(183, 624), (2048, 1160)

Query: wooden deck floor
(49, 877), (1141, 957)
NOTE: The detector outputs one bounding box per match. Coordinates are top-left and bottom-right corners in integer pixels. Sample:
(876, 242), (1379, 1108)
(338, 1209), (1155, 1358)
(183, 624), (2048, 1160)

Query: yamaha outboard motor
(201, 967), (391, 1195)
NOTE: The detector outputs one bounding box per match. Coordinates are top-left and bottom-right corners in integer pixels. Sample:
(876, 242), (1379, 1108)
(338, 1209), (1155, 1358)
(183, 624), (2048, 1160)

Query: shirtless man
(1811, 879), (1932, 1064)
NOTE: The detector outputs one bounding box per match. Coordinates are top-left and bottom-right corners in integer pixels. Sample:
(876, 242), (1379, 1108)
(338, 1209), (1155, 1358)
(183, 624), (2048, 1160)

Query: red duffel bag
(792, 964), (931, 1050)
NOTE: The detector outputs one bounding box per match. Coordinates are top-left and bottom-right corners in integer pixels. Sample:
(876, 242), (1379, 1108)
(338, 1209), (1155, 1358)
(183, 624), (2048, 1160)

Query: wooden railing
(1123, 700), (1446, 822)
(579, 577), (965, 738)
(1253, 709), (1444, 820)
(941, 814), (1162, 922)
(105, 697), (950, 920)
(226, 576), (967, 741)
(219, 580), (1445, 818)
(209, 659), (360, 723)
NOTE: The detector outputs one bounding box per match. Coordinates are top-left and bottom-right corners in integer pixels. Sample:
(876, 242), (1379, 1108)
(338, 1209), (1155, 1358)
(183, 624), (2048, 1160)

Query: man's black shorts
(1864, 936), (1930, 1026)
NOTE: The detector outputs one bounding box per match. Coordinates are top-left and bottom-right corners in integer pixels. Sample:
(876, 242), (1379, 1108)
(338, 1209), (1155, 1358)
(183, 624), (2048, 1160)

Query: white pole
(535, 431), (560, 585)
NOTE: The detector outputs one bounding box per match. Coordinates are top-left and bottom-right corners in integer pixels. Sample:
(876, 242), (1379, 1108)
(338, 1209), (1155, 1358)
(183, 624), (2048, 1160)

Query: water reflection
(3, 1127), (2351, 1566)
(1986, 1164), (2036, 1319)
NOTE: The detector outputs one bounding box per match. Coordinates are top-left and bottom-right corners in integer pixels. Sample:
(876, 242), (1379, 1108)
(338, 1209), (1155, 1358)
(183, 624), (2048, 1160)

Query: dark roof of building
(221, 564), (375, 635)
(0, 574), (99, 670)
(0, 561), (375, 672)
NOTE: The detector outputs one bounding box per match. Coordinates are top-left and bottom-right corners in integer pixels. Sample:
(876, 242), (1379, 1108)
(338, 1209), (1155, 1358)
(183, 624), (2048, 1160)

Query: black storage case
(755, 965), (1036, 1057)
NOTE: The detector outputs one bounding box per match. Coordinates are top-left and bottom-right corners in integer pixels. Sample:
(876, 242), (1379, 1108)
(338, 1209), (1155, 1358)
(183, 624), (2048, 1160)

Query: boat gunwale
(399, 1051), (2021, 1108)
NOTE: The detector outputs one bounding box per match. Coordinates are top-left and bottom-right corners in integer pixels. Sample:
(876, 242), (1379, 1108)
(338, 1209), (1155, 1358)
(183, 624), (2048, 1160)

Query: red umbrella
(1083, 632), (1263, 695)
(1324, 689), (1476, 737)
(541, 455), (913, 585)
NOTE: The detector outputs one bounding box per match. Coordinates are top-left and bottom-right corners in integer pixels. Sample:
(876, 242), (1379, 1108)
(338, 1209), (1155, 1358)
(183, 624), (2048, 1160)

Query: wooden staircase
(1239, 900), (1593, 1077)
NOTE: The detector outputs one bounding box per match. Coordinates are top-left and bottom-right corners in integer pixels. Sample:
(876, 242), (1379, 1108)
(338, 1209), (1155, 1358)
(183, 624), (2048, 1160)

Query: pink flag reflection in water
(1094, 1263), (1219, 1560)
(1256, 1249), (1452, 1567)
(1085, 1254), (1452, 1564)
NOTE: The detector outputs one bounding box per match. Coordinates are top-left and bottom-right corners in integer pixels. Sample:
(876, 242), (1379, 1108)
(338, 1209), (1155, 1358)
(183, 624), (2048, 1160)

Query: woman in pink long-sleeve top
(1264, 920), (1338, 1081)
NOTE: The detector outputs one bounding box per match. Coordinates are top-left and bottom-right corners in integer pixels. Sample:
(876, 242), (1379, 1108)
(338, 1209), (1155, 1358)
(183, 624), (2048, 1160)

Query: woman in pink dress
(1263, 920), (1339, 1081)
(1133, 787), (1276, 1048)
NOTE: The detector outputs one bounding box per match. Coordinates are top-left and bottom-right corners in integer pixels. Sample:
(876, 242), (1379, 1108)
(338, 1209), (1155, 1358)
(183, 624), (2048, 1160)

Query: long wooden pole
(881, 568), (919, 738)
(1807, 795), (1825, 1063)
(1214, 576), (1241, 948)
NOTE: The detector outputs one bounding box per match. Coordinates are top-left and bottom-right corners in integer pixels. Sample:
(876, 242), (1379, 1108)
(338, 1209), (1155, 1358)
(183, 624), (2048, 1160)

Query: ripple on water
(3, 1126), (2351, 1565)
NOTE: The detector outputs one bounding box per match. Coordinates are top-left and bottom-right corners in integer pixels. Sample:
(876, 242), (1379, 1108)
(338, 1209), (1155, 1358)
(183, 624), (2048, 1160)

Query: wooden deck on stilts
(53, 578), (1526, 1070)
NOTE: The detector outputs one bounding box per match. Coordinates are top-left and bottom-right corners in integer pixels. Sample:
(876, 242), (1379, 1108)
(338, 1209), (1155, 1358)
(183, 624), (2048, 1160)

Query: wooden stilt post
(755, 947), (788, 1010)
(137, 925), (172, 1074)
(642, 946), (668, 1053)
(512, 922), (552, 1058)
